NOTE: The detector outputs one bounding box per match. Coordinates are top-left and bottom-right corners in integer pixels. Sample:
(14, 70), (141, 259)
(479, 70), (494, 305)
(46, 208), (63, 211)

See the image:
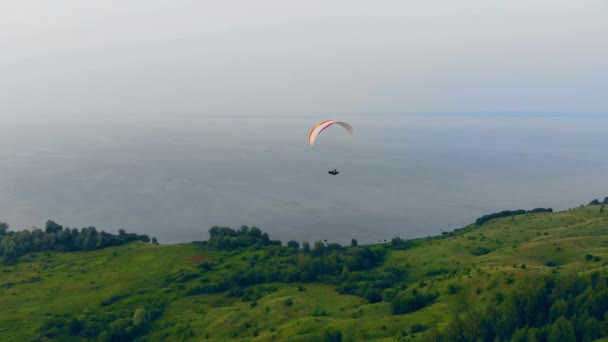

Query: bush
(471, 246), (491, 256)
(101, 293), (130, 306)
(312, 307), (328, 317)
(447, 284), (459, 295)
(323, 328), (342, 342)
(410, 323), (428, 334)
(365, 289), (383, 304)
(391, 292), (438, 315)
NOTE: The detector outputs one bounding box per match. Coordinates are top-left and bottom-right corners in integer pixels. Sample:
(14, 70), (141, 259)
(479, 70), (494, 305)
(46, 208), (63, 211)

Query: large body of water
(1, 114), (606, 244)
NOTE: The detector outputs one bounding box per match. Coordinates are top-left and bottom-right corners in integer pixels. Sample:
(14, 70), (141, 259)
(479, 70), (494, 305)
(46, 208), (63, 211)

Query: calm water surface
(1, 114), (607, 244)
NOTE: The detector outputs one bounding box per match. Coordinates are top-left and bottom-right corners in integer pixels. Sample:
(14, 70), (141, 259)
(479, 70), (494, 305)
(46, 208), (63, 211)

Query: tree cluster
(179, 227), (389, 302)
(589, 197), (608, 205)
(205, 225), (281, 249)
(475, 208), (553, 226)
(438, 271), (608, 341)
(391, 290), (438, 315)
(38, 304), (163, 341)
(0, 220), (153, 264)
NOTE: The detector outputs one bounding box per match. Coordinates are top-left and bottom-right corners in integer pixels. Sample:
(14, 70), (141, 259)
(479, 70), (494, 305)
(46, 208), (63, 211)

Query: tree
(287, 240), (300, 249)
(68, 318), (82, 335)
(83, 227), (99, 250)
(548, 317), (575, 342)
(1, 237), (18, 264)
(132, 307), (151, 333)
(249, 226), (262, 238)
(603, 197), (608, 204)
(45, 220), (63, 234)
(548, 299), (568, 323)
(313, 241), (325, 256)
(152, 237), (159, 245)
(589, 199), (601, 205)
(0, 221), (8, 236)
(445, 314), (464, 342)
(323, 328), (342, 342)
(302, 241), (311, 253)
(364, 289), (382, 303)
(350, 238), (358, 247)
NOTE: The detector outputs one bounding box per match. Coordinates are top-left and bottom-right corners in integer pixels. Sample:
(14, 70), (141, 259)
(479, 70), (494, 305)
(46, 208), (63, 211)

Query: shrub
(447, 284), (459, 295)
(410, 323), (428, 334)
(471, 246), (491, 256)
(391, 292), (438, 315)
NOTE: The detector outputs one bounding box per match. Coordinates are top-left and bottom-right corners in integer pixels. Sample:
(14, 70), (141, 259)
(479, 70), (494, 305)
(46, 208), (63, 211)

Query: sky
(1, 0), (607, 121)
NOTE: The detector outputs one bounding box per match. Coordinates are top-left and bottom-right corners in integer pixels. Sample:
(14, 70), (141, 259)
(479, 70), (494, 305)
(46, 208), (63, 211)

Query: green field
(1, 204), (608, 341)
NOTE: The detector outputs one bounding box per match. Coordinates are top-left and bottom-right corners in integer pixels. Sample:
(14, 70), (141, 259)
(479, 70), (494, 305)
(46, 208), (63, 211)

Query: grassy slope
(1, 205), (607, 341)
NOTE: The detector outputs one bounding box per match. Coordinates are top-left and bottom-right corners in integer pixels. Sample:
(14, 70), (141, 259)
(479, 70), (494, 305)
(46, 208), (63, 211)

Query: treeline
(174, 227), (393, 303)
(38, 301), (165, 341)
(0, 220), (155, 265)
(435, 271), (608, 341)
(589, 197), (608, 205)
(204, 225), (282, 249)
(475, 208), (553, 226)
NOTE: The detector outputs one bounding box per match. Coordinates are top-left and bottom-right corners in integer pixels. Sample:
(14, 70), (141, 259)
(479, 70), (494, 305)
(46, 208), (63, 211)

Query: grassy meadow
(1, 204), (607, 341)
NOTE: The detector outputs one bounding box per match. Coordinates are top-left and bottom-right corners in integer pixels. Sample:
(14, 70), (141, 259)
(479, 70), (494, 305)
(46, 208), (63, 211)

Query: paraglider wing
(307, 120), (353, 145)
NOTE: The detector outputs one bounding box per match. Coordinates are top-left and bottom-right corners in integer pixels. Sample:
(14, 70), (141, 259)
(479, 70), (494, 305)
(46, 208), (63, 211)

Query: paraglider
(308, 120), (353, 175)
(307, 120), (353, 146)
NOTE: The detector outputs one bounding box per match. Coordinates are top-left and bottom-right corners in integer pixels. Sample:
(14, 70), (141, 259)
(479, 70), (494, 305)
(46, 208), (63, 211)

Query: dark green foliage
(287, 240), (300, 249)
(545, 261), (558, 267)
(323, 328), (342, 342)
(589, 199), (601, 205)
(440, 272), (608, 341)
(312, 307), (327, 317)
(410, 323), (427, 334)
(364, 289), (382, 304)
(0, 220), (151, 264)
(68, 318), (82, 335)
(471, 246), (491, 256)
(475, 208), (552, 226)
(185, 230), (387, 302)
(391, 291), (438, 315)
(207, 225), (280, 249)
(549, 316), (576, 342)
(0, 221), (9, 236)
(337, 266), (406, 298)
(425, 268), (450, 276)
(447, 284), (458, 295)
(350, 238), (358, 247)
(390, 237), (414, 250)
(39, 317), (65, 334)
(36, 302), (163, 341)
(101, 293), (130, 306)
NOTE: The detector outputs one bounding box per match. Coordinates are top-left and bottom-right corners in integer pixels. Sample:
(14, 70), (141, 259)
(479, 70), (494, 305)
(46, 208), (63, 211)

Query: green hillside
(1, 204), (608, 341)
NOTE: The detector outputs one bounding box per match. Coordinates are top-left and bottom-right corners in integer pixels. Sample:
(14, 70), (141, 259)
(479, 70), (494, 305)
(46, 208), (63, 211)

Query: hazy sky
(1, 1), (607, 121)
